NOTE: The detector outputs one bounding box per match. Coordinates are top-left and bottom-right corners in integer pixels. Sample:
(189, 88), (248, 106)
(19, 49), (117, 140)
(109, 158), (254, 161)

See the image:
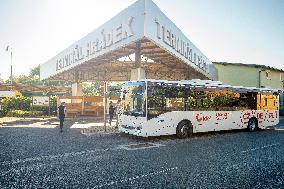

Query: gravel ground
(0, 117), (283, 188)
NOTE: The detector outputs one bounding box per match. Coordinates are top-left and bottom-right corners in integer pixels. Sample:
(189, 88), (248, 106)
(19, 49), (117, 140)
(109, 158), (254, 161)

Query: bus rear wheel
(247, 118), (258, 132)
(176, 120), (193, 138)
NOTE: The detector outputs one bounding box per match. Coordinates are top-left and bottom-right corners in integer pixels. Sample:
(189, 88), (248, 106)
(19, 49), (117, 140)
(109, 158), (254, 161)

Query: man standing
(58, 102), (66, 132)
(109, 101), (115, 126)
(115, 99), (121, 128)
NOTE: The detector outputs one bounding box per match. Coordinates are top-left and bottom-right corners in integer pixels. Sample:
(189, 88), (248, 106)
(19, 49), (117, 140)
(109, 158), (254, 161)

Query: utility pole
(103, 81), (107, 132)
(6, 46), (13, 84)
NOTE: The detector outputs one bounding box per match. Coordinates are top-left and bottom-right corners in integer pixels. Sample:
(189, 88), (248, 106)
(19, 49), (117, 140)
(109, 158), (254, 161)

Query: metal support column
(103, 81), (107, 132)
(135, 42), (141, 68)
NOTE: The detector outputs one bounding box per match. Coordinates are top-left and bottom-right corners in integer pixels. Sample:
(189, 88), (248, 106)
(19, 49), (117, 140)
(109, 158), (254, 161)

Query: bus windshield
(120, 81), (146, 117)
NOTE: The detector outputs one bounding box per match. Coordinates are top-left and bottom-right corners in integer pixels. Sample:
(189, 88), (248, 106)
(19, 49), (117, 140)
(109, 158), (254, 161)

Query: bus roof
(127, 79), (279, 94)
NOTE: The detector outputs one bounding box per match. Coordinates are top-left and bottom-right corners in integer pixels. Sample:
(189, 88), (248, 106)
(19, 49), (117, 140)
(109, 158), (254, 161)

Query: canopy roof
(0, 83), (70, 94)
(41, 0), (216, 82)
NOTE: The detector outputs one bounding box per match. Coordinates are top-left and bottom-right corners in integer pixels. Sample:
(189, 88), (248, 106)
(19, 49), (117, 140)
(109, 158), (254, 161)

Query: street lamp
(5, 45), (13, 84)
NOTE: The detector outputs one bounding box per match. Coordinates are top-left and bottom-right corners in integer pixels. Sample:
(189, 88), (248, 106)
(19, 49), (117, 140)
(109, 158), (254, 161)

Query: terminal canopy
(40, 0), (217, 82)
(0, 83), (70, 94)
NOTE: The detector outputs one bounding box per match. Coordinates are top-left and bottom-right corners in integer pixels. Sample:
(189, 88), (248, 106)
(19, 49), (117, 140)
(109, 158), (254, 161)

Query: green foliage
(0, 95), (58, 117)
(5, 64), (71, 88)
(49, 96), (58, 115)
(109, 82), (122, 97)
(11, 75), (41, 85)
(0, 65), (68, 117)
(1, 95), (32, 115)
(6, 110), (46, 117)
(82, 82), (101, 96)
(82, 82), (122, 97)
(29, 65), (40, 77)
(0, 74), (4, 83)
(3, 65), (71, 97)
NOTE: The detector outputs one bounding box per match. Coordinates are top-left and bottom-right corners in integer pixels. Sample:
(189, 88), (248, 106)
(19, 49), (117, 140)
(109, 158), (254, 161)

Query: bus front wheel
(247, 118), (258, 132)
(176, 120), (193, 138)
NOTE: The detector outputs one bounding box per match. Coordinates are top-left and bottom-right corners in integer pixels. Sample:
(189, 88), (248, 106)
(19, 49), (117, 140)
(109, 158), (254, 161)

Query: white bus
(118, 80), (279, 138)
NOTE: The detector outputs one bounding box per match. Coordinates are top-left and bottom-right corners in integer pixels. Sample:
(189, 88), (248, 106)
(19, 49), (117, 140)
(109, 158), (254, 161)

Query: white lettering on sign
(155, 18), (209, 73)
(56, 16), (135, 71)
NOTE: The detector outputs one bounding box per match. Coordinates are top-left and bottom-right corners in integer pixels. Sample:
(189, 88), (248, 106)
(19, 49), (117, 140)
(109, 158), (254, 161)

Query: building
(213, 62), (284, 90)
(213, 62), (284, 115)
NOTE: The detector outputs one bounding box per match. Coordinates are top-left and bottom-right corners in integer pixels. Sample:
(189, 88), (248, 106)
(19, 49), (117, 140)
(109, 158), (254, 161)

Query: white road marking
(0, 148), (109, 166)
(118, 142), (165, 150)
(241, 143), (281, 153)
(1, 162), (47, 177)
(0, 155), (104, 177)
(0, 142), (166, 166)
(92, 167), (178, 188)
(275, 128), (284, 131)
(71, 121), (117, 128)
(225, 156), (275, 172)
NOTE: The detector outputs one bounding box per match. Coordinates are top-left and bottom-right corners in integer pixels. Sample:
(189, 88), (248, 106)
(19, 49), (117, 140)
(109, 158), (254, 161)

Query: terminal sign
(155, 18), (209, 73)
(56, 16), (135, 71)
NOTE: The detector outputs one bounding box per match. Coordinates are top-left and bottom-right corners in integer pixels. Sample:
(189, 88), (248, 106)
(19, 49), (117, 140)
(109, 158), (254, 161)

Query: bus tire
(176, 120), (193, 138)
(247, 118), (258, 132)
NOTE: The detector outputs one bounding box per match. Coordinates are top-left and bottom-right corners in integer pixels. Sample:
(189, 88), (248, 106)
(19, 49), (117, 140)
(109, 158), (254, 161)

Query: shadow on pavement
(0, 117), (119, 137)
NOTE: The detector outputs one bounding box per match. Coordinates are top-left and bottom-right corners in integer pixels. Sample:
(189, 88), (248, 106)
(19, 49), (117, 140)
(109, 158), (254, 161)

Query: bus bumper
(119, 125), (142, 136)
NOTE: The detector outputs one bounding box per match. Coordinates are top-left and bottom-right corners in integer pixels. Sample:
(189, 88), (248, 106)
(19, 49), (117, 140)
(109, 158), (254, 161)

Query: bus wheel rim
(181, 125), (188, 135)
(250, 121), (256, 130)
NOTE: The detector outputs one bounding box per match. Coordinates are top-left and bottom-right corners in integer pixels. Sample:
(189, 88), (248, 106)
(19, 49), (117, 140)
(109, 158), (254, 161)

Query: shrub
(1, 96), (32, 115)
(1, 95), (58, 117)
(6, 110), (46, 117)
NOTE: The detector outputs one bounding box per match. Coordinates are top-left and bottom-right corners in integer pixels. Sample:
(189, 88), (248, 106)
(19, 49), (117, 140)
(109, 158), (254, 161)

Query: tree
(30, 65), (40, 77)
(82, 82), (122, 97)
(0, 74), (4, 83)
(5, 65), (71, 87)
(82, 82), (101, 96)
(109, 82), (122, 97)
(10, 75), (40, 85)
(3, 65), (123, 97)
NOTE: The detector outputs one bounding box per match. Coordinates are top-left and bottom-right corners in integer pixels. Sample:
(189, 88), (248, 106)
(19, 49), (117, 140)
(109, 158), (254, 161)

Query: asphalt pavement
(0, 117), (283, 188)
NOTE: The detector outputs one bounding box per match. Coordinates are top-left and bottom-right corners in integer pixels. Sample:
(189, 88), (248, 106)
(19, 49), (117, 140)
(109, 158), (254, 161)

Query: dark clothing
(58, 105), (66, 118)
(59, 120), (64, 130)
(58, 105), (66, 132)
(109, 104), (114, 125)
(109, 105), (115, 115)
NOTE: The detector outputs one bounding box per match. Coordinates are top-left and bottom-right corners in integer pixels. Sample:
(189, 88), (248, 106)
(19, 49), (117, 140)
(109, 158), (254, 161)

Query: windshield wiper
(131, 112), (144, 117)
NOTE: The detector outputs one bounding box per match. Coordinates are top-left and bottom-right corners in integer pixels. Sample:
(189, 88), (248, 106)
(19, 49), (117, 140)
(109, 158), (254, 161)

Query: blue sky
(0, 0), (283, 80)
